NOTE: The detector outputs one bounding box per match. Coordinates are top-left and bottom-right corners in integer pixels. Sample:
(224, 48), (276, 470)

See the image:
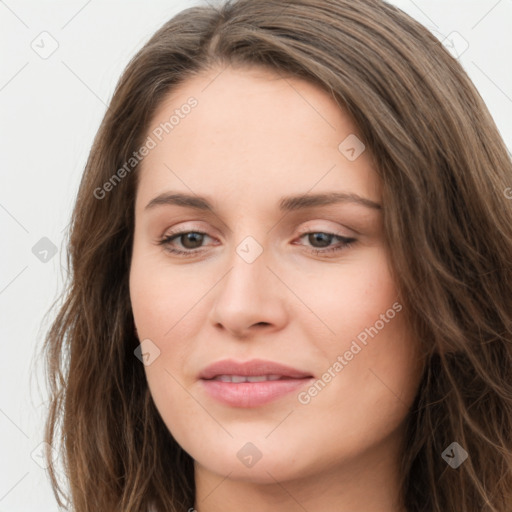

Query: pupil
(182, 233), (203, 249)
(309, 233), (332, 248)
(179, 232), (333, 250)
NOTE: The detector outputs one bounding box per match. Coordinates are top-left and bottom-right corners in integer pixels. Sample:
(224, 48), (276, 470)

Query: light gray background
(1, 1), (511, 510)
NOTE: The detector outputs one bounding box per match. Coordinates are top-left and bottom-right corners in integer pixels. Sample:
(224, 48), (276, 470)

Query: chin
(190, 435), (321, 484)
(195, 455), (311, 484)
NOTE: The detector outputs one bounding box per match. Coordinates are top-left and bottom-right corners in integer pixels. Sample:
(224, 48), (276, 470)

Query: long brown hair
(40, 0), (512, 510)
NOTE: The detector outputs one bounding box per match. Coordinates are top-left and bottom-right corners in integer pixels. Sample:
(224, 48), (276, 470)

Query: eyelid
(295, 224), (356, 238)
(158, 224), (358, 259)
(161, 222), (215, 237)
(162, 222), (355, 240)
(161, 218), (359, 237)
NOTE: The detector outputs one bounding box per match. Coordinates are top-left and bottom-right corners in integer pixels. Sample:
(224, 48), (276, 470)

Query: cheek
(129, 255), (203, 440)
(128, 238), (423, 479)
(290, 249), (421, 424)
(129, 246), (204, 339)
(287, 248), (399, 345)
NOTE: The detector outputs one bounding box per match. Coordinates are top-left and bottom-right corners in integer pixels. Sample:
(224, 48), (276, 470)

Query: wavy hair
(41, 0), (512, 510)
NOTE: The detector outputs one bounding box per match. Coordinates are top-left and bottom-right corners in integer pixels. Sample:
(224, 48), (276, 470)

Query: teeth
(212, 374), (283, 383)
(247, 375), (270, 382)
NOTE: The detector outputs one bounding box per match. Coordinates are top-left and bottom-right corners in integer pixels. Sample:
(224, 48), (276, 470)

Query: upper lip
(199, 358), (313, 380)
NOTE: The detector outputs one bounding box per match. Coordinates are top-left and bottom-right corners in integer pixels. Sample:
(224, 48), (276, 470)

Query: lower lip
(200, 378), (314, 408)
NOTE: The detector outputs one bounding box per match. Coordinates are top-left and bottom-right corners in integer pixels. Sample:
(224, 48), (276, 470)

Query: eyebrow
(144, 191), (382, 212)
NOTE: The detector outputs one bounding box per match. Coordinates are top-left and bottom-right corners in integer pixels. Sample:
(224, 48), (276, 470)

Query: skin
(129, 64), (425, 512)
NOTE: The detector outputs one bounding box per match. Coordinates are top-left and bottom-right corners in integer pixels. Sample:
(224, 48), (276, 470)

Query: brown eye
(297, 231), (357, 256)
(158, 230), (213, 257)
(175, 232), (206, 250)
(305, 232), (335, 248)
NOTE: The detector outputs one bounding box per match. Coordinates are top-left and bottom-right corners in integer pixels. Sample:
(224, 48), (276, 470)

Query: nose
(208, 241), (288, 339)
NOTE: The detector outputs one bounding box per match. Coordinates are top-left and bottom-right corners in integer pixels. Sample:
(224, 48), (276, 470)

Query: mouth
(206, 374), (292, 382)
(199, 359), (314, 408)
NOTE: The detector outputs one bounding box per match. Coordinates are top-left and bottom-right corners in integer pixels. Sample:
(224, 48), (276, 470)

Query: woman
(42, 0), (512, 511)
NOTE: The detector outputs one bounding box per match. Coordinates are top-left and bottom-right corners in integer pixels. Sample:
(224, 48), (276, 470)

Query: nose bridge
(209, 230), (287, 335)
(220, 233), (269, 305)
(221, 215), (271, 286)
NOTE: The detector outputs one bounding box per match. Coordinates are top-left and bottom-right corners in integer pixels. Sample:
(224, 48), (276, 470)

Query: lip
(199, 358), (313, 380)
(199, 358), (314, 408)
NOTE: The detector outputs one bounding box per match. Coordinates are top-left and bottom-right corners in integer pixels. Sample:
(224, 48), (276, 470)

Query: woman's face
(129, 65), (424, 485)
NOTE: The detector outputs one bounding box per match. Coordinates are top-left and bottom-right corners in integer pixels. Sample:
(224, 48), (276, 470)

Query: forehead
(135, 65), (380, 213)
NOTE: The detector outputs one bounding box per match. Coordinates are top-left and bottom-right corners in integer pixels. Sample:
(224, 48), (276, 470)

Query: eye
(295, 230), (357, 256)
(157, 230), (213, 257)
(157, 229), (357, 258)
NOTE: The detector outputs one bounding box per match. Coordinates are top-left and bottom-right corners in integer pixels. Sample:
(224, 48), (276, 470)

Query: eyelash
(157, 228), (357, 258)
